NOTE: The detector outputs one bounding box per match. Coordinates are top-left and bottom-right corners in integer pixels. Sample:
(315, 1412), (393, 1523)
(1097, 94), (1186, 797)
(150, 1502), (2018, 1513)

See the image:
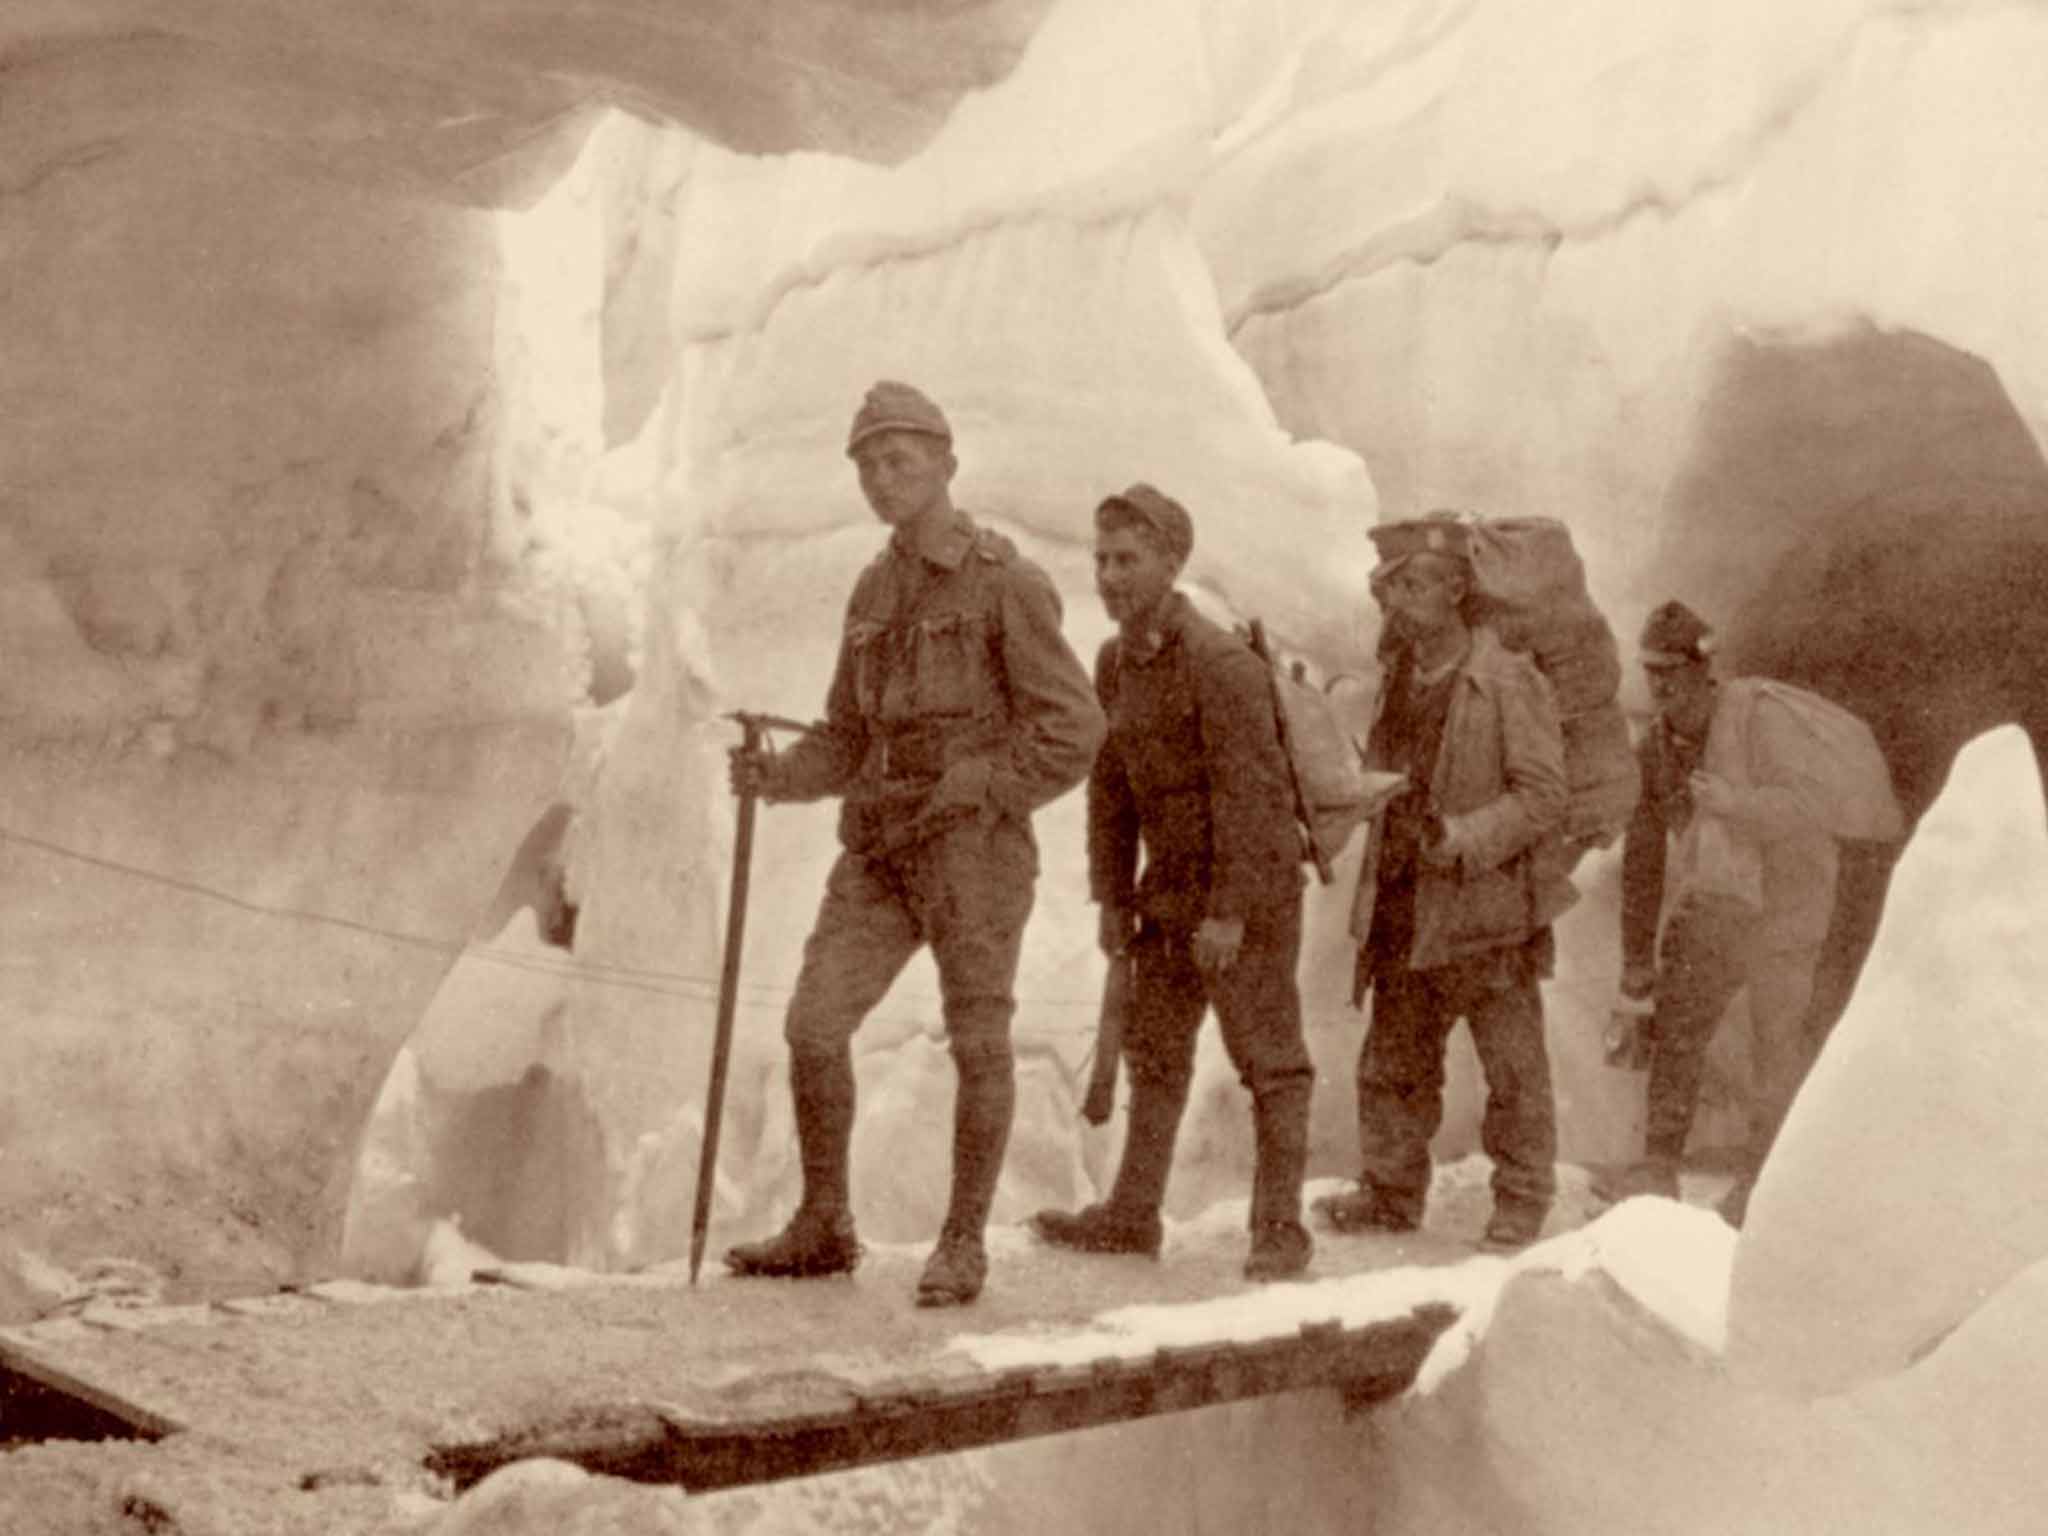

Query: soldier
(724, 381), (1105, 1307)
(1314, 514), (1574, 1253)
(1028, 486), (1315, 1281)
(1592, 601), (1901, 1226)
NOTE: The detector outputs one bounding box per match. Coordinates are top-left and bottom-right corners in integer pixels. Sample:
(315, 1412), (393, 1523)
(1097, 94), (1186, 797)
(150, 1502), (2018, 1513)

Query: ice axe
(688, 709), (814, 1285)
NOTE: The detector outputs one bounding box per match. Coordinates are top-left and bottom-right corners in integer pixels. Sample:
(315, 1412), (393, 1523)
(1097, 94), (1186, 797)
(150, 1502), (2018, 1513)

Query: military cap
(1639, 600), (1716, 669)
(845, 380), (952, 455)
(1096, 483), (1194, 563)
(1368, 509), (1473, 582)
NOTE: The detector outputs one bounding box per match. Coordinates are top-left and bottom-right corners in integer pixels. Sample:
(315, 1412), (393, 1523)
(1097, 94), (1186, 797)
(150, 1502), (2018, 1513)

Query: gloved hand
(1193, 916), (1245, 975)
(1098, 902), (1136, 957)
(728, 744), (782, 799)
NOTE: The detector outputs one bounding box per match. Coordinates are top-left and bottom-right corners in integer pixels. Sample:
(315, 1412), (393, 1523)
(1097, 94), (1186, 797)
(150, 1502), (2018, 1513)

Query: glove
(1098, 902), (1137, 957)
(1193, 917), (1245, 975)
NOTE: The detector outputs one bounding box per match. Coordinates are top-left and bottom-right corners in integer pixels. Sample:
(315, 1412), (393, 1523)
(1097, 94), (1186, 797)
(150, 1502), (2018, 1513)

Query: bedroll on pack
(1439, 514), (1639, 853)
(1245, 620), (1394, 884)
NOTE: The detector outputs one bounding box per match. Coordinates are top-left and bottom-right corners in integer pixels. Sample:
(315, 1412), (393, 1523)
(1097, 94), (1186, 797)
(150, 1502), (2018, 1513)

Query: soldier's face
(1094, 526), (1180, 628)
(1372, 554), (1466, 645)
(1646, 662), (1715, 737)
(853, 431), (955, 526)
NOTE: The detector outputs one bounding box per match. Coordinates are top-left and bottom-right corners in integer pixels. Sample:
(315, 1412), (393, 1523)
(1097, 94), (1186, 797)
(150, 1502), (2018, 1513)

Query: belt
(872, 721), (978, 782)
(871, 740), (939, 784)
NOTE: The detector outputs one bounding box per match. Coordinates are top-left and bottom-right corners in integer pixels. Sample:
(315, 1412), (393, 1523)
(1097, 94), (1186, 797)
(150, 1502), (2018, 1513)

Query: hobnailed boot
(915, 1049), (1013, 1308)
(1030, 1203), (1163, 1257)
(1244, 1082), (1312, 1281)
(725, 1052), (860, 1279)
(1244, 1222), (1313, 1282)
(723, 1205), (862, 1278)
(1312, 1185), (1420, 1235)
(1033, 1071), (1185, 1260)
(916, 1228), (989, 1308)
(1477, 1201), (1548, 1254)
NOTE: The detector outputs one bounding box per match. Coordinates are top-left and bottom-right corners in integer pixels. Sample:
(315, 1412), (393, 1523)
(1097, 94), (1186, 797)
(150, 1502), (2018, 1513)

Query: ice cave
(5, 0), (2048, 1530)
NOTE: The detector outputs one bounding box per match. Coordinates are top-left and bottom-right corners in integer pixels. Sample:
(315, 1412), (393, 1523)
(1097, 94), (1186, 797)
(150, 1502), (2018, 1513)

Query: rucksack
(1725, 680), (1905, 843)
(1377, 514), (1639, 858)
(1244, 620), (1391, 884)
(1462, 515), (1639, 853)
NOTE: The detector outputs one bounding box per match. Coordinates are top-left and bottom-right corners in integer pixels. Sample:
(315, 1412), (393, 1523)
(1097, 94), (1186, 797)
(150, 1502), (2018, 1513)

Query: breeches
(784, 815), (1037, 1071)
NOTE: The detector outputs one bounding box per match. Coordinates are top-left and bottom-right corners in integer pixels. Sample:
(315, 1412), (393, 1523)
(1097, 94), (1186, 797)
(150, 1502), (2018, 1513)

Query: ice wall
(0, 1), (1057, 1300)
(18, 0), (2048, 1313)
(363, 0), (2048, 1274)
(1205, 0), (2048, 749)
(1728, 726), (2048, 1397)
(0, 115), (578, 1297)
(431, 73), (1384, 1267)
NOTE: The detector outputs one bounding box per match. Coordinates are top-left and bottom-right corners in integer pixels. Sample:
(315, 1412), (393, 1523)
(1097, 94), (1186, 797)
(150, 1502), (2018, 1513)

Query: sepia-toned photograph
(3, 1), (2043, 1530)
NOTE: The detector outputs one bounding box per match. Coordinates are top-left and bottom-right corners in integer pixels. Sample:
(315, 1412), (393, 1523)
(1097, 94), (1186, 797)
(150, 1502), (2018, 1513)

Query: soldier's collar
(891, 506), (973, 569)
(1120, 591), (1189, 663)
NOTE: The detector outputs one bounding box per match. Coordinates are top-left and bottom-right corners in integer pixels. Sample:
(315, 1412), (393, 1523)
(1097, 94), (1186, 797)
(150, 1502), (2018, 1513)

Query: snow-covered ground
(406, 704), (2048, 1536)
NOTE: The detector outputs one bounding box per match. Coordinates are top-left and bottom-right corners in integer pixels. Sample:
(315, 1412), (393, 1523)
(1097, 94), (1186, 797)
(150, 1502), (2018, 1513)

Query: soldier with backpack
(1592, 601), (1904, 1226)
(1029, 484), (1319, 1282)
(1315, 511), (1577, 1253)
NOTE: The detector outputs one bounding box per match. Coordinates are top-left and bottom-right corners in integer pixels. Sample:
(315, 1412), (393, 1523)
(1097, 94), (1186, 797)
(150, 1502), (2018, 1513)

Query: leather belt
(874, 725), (954, 782)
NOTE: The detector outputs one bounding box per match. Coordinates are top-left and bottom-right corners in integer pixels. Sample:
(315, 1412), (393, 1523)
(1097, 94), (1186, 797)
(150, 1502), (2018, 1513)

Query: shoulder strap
(970, 524), (1016, 566)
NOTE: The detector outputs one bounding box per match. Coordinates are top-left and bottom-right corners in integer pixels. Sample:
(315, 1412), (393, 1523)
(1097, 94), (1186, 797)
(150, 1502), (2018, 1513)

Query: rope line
(0, 823), (1103, 1013)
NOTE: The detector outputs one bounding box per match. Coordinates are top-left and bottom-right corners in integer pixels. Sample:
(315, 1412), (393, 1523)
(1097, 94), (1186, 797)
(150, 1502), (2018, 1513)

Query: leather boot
(1104, 1072), (1190, 1218)
(916, 1229), (988, 1308)
(1244, 1221), (1313, 1282)
(1030, 1203), (1163, 1257)
(937, 1050), (1014, 1242)
(1312, 1185), (1419, 1234)
(917, 1048), (1013, 1307)
(1031, 1073), (1185, 1259)
(1245, 1081), (1312, 1280)
(1478, 1199), (1548, 1253)
(723, 1205), (862, 1278)
(724, 1048), (860, 1279)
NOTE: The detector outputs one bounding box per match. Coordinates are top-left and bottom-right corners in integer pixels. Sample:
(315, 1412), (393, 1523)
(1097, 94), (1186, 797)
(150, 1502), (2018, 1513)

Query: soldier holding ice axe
(718, 381), (1103, 1308)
